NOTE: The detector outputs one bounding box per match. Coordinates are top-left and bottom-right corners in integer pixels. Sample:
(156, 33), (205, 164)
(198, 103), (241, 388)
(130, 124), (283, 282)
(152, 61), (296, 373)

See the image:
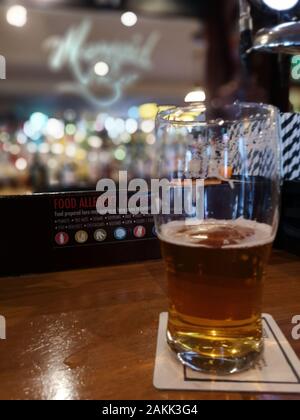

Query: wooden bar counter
(0, 251), (299, 400)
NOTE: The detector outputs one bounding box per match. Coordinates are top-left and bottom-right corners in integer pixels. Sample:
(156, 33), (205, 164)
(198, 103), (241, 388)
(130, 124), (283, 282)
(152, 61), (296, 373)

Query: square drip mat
(154, 313), (300, 394)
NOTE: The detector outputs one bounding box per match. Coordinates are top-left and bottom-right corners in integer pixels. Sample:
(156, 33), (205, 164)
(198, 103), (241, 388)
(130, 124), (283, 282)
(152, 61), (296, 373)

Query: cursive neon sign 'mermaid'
(44, 20), (159, 107)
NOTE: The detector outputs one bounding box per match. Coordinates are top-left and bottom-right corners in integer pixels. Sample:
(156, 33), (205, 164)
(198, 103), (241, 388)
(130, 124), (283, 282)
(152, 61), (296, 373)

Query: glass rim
(156, 101), (279, 127)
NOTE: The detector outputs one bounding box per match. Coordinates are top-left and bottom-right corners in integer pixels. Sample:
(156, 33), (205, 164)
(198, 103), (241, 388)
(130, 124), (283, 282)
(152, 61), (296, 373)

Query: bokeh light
(114, 147), (127, 161)
(15, 158), (27, 171)
(139, 103), (158, 120)
(46, 119), (65, 140)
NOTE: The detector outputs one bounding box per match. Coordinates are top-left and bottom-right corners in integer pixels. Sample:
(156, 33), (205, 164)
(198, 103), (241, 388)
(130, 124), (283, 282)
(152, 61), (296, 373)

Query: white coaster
(153, 313), (300, 394)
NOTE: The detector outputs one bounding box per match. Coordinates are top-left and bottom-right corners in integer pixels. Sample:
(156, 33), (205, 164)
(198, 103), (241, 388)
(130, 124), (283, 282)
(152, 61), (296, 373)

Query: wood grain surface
(0, 251), (299, 400)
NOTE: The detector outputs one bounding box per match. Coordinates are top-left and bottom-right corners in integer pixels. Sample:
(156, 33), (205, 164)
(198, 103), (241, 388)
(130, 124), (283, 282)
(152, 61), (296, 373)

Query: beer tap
(239, 0), (253, 73)
(239, 0), (300, 110)
(246, 0), (300, 54)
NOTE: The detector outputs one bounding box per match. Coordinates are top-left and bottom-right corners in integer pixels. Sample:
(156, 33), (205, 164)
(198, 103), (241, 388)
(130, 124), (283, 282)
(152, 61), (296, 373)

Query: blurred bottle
(29, 153), (48, 192)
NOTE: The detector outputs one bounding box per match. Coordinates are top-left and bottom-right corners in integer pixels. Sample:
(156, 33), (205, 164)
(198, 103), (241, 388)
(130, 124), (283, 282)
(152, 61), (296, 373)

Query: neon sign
(291, 55), (300, 81)
(44, 20), (159, 107)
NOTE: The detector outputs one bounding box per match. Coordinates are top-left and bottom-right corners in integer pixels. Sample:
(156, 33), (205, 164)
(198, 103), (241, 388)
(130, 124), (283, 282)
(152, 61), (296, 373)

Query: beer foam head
(158, 218), (274, 249)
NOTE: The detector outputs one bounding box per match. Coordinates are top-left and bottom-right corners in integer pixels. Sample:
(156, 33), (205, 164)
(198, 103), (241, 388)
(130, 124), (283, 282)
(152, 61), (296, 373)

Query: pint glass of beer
(154, 103), (281, 374)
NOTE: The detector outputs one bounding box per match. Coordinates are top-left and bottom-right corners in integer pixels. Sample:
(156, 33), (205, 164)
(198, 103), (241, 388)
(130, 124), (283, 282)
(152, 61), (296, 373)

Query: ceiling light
(121, 12), (138, 27)
(6, 5), (27, 28)
(184, 89), (206, 103)
(94, 61), (110, 77)
(262, 0), (298, 11)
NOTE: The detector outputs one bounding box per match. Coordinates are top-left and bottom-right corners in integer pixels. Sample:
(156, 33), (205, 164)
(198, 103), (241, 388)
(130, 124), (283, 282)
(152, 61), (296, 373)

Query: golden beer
(159, 219), (273, 374)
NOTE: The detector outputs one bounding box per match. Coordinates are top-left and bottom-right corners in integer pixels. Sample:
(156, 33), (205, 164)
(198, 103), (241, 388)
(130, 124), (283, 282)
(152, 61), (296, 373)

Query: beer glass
(154, 103), (281, 375)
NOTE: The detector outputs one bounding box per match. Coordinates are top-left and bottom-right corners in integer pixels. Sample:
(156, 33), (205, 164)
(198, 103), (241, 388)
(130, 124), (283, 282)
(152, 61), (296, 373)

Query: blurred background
(0, 0), (300, 195)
